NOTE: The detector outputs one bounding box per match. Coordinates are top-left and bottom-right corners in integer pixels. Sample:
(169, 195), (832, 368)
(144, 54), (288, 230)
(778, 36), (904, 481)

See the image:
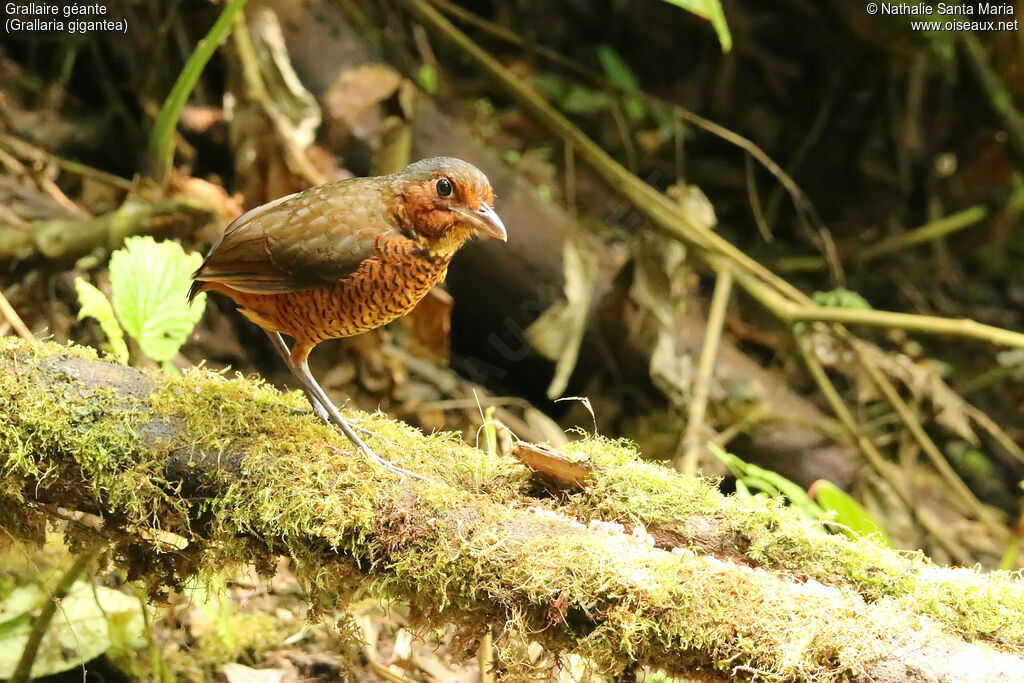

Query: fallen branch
(0, 198), (215, 261)
(2, 339), (1023, 681)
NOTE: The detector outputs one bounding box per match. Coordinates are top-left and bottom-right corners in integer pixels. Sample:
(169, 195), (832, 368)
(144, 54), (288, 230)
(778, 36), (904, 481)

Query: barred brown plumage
(190, 157), (507, 478)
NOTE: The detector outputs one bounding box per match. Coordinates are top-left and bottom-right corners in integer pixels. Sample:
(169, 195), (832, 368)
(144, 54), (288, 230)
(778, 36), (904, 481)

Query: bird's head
(393, 157), (507, 253)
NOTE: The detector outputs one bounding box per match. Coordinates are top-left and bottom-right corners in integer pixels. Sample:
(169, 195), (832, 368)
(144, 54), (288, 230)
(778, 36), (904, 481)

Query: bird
(189, 157), (507, 477)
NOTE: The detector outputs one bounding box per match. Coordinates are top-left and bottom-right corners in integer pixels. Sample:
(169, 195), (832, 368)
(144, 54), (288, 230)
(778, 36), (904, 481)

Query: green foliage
(417, 64), (439, 94)
(812, 287), (874, 310)
(76, 236), (206, 366)
(658, 0), (732, 52)
(74, 279), (129, 364)
(184, 574), (238, 658)
(810, 480), (891, 546)
(710, 445), (889, 545)
(110, 237), (206, 363)
(710, 444), (823, 515)
(0, 582), (144, 679)
(595, 45), (644, 121)
(145, 0), (250, 183)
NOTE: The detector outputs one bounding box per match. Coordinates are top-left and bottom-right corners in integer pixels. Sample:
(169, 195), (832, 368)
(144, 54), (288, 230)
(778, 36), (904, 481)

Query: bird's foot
(332, 420), (433, 482)
(356, 442), (432, 482)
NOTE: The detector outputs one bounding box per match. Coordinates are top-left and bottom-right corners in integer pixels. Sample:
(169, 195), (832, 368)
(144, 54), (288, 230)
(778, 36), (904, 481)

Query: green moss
(1, 338), (1022, 681)
(561, 436), (1024, 650)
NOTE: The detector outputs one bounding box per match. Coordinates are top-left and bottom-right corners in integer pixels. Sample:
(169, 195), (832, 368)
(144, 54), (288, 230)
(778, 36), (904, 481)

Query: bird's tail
(187, 278), (204, 303)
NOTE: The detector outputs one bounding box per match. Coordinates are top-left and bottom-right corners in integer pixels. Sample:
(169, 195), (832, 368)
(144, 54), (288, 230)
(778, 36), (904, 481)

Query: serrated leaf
(109, 236), (206, 363)
(75, 278), (129, 364)
(811, 480), (891, 545)
(659, 0), (732, 52)
(0, 582), (143, 679)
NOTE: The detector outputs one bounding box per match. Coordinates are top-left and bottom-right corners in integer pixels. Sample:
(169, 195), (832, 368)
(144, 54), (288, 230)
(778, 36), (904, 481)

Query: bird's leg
(265, 331), (331, 423)
(291, 359), (430, 481)
(271, 334), (426, 480)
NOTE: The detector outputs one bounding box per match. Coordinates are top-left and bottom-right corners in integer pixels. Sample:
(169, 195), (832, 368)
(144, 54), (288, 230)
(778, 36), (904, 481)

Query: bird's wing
(193, 178), (399, 294)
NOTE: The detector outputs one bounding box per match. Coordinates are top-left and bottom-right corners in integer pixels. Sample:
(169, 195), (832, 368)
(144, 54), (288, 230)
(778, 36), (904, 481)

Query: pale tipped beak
(461, 204), (507, 242)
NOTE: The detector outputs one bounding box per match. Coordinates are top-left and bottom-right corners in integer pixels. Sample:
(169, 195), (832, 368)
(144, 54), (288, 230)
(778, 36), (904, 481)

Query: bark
(2, 339), (1022, 682)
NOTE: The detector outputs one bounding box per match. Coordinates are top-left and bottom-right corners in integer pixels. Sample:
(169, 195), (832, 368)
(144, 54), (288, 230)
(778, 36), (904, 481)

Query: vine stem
(144, 0), (249, 185)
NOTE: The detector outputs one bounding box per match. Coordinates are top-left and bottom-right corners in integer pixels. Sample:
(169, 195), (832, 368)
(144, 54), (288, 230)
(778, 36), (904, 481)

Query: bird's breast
(243, 233), (451, 343)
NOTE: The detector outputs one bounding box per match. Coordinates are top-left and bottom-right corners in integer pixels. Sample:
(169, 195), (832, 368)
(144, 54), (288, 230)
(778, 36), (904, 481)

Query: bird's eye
(435, 177), (454, 198)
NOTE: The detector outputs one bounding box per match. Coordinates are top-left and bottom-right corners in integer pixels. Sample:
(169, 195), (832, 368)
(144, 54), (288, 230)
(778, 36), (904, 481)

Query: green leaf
(75, 278), (129, 364)
(708, 444), (748, 479)
(737, 474), (781, 498)
(812, 287), (873, 310)
(596, 45), (645, 120)
(709, 445), (825, 518)
(659, 0), (732, 52)
(811, 480), (891, 545)
(0, 582), (144, 679)
(744, 463), (809, 505)
(560, 85), (612, 115)
(417, 64), (439, 94)
(109, 236), (206, 363)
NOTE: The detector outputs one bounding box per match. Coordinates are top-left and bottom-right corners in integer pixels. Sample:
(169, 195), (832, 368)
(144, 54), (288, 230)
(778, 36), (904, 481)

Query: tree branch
(2, 339), (1023, 680)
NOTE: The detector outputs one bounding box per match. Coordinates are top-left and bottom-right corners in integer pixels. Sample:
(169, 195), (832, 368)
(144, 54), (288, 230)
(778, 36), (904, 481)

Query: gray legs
(265, 331), (331, 422)
(264, 331), (426, 480)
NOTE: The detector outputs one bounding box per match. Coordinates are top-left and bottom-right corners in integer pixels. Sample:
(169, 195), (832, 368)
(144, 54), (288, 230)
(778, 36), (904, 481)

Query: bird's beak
(460, 204), (507, 242)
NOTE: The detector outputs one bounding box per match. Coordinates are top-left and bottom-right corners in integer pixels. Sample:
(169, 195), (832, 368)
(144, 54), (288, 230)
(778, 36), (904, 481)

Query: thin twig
(792, 333), (969, 561)
(0, 289), (35, 342)
(10, 553), (97, 683)
(849, 339), (1004, 534)
(744, 153), (773, 242)
(960, 33), (1024, 158)
(0, 134), (135, 192)
(776, 205), (990, 272)
(478, 630), (494, 683)
(0, 142), (88, 219)
(788, 306), (1024, 350)
(965, 405), (1024, 469)
(677, 267), (733, 476)
(859, 205), (989, 261)
(731, 267), (1024, 350)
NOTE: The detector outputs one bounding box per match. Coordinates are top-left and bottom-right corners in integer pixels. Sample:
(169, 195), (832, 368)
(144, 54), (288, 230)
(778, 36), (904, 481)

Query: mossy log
(2, 339), (1024, 681)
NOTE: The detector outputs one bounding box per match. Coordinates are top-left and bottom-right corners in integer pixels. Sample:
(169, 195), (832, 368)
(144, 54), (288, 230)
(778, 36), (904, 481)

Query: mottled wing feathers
(192, 178), (400, 295)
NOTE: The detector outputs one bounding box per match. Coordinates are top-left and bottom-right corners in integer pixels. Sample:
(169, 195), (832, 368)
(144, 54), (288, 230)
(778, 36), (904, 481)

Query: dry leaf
(325, 63), (405, 143)
(223, 663), (289, 683)
(526, 236), (602, 399)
